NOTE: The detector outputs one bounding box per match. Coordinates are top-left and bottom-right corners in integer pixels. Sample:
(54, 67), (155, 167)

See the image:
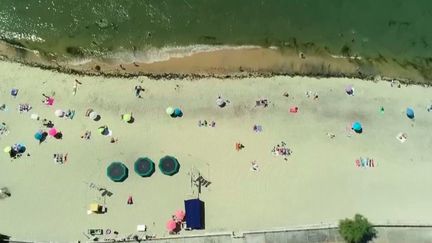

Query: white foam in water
(106, 44), (262, 64)
(0, 30), (45, 43)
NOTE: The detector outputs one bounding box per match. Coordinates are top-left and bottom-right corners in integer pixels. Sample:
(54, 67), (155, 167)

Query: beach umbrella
(345, 85), (354, 95)
(89, 111), (98, 120)
(352, 122), (362, 133)
(159, 156), (180, 176)
(166, 107), (174, 116)
(3, 146), (11, 153)
(166, 219), (177, 232)
(134, 157), (155, 177)
(55, 109), (64, 117)
(122, 113), (132, 122)
(406, 107), (415, 119)
(173, 108), (183, 117)
(175, 210), (186, 221)
(216, 98), (226, 108)
(48, 128), (58, 136)
(34, 131), (43, 141)
(106, 162), (128, 182)
(46, 97), (54, 106)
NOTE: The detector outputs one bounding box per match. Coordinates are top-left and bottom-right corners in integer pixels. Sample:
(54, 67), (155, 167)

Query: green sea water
(0, 0), (431, 63)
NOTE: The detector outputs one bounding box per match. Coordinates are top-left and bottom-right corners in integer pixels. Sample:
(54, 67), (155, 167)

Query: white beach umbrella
(166, 107), (174, 115)
(216, 98), (226, 108)
(89, 111), (98, 120)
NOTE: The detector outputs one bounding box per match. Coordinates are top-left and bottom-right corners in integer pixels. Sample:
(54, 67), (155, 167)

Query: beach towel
(355, 159), (360, 167)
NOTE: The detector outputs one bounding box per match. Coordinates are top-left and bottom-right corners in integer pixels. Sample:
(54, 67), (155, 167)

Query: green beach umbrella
(107, 162), (128, 182)
(159, 156), (180, 176)
(134, 157), (155, 177)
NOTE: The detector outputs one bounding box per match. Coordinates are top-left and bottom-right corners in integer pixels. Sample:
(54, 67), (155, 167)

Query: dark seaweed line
(0, 52), (428, 87)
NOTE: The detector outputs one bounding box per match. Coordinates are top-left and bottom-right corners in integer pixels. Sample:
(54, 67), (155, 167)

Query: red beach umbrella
(48, 128), (58, 136)
(175, 210), (185, 221)
(166, 219), (177, 232)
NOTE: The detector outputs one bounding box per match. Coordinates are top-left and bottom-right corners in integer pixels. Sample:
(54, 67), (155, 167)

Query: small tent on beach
(184, 198), (205, 230)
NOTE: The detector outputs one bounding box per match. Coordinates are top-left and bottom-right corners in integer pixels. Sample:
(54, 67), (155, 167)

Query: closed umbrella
(406, 107), (415, 119)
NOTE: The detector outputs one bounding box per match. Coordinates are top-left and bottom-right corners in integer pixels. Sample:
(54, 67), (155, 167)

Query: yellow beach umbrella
(122, 113), (132, 122)
(98, 126), (107, 135)
(3, 146), (11, 153)
(166, 107), (174, 115)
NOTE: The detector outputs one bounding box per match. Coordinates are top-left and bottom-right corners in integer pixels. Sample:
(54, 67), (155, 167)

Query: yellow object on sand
(98, 127), (105, 134)
(3, 146), (11, 153)
(89, 203), (101, 213)
(122, 113), (132, 122)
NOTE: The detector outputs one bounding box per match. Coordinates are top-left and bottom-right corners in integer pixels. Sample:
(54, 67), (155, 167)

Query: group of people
(198, 120), (216, 127)
(305, 90), (319, 100)
(53, 153), (68, 164)
(271, 141), (292, 161)
(255, 98), (270, 107)
(355, 157), (376, 168)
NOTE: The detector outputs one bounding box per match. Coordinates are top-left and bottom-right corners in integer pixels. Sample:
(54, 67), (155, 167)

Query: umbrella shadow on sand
(54, 132), (63, 139)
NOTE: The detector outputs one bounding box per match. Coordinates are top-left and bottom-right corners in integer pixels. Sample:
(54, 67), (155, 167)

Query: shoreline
(0, 39), (430, 85)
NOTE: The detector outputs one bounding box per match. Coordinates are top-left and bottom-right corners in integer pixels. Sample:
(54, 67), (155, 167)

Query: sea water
(0, 0), (431, 63)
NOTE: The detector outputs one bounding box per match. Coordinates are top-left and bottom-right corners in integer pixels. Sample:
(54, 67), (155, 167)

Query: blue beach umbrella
(406, 107), (415, 119)
(173, 108), (183, 117)
(352, 121), (363, 133)
(34, 132), (43, 141)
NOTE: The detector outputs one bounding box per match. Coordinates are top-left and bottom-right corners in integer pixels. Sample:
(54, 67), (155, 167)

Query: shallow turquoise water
(0, 0), (431, 60)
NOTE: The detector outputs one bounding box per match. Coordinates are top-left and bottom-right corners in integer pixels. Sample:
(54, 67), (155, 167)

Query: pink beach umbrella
(175, 210), (185, 221)
(166, 219), (177, 232)
(48, 128), (58, 136)
(46, 97), (54, 106)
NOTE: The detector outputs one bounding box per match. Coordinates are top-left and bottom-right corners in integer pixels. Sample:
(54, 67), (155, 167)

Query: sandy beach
(1, 60), (432, 242)
(0, 40), (430, 85)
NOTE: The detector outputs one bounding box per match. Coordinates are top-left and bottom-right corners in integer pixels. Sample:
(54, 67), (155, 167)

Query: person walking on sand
(134, 85), (145, 98)
(72, 79), (82, 96)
